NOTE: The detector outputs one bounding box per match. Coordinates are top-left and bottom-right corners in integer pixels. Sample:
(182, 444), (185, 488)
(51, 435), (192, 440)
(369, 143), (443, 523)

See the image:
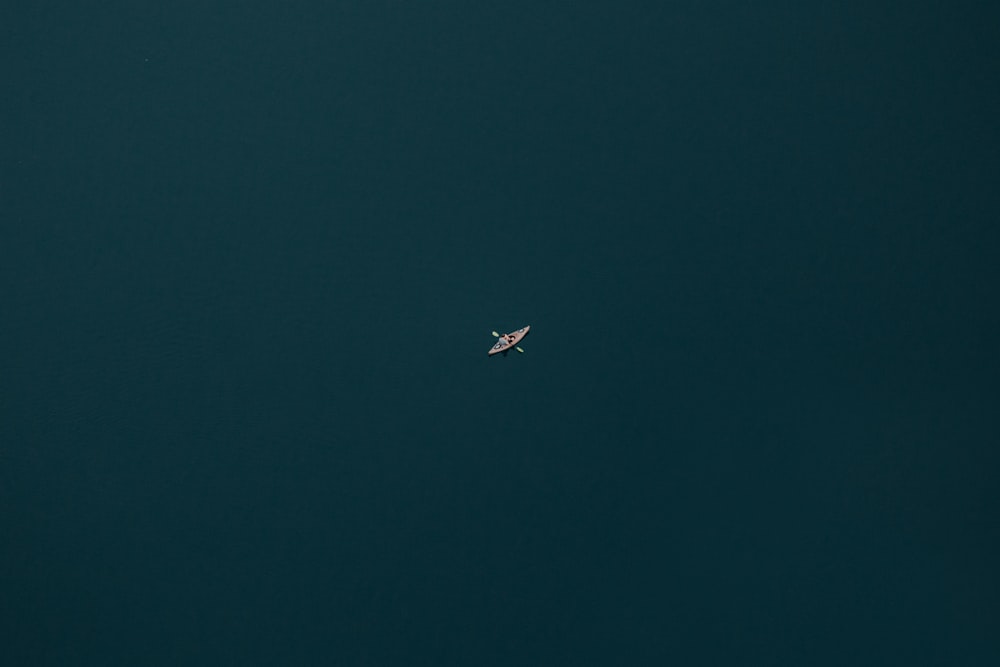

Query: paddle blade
(516, 346), (524, 353)
(492, 331), (500, 337)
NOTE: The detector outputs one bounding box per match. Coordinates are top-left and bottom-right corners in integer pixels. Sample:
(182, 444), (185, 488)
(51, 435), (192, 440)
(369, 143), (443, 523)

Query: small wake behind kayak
(489, 326), (530, 356)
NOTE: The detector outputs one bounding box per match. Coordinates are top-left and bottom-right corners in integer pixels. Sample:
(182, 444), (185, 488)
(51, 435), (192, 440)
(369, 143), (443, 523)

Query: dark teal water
(3, 2), (998, 664)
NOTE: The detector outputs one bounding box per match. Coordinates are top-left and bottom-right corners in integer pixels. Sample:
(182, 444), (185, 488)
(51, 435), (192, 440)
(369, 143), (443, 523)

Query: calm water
(3, 2), (998, 664)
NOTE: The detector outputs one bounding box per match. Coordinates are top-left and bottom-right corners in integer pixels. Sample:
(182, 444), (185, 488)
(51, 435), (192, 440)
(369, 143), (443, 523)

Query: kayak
(488, 326), (530, 356)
